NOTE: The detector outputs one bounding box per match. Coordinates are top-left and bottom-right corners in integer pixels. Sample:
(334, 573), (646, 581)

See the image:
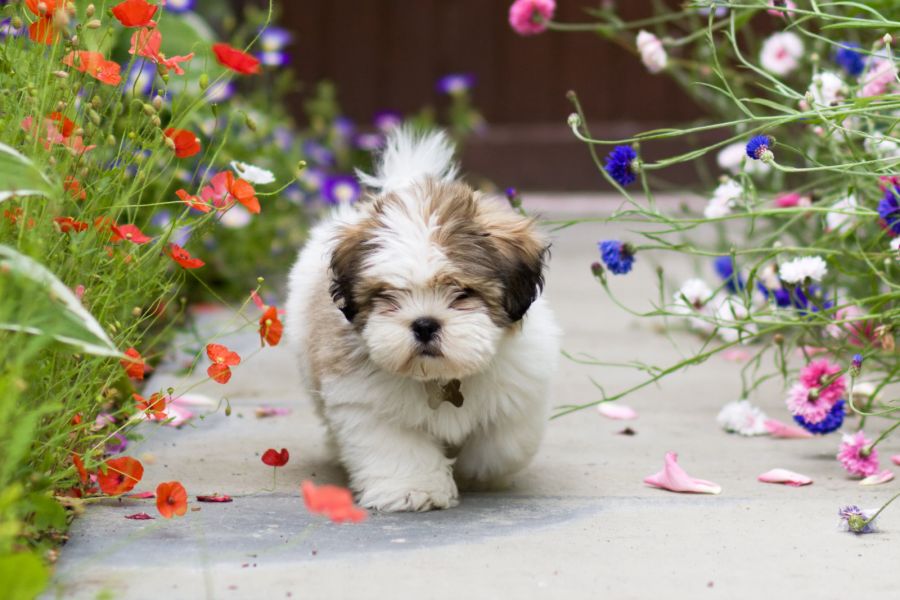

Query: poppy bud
(199, 73), (209, 90)
(152, 96), (163, 111)
(11, 17), (22, 29)
(91, 95), (102, 109)
(296, 160), (307, 172)
(106, 134), (116, 146)
(132, 307), (142, 317)
(257, 276), (265, 284)
(225, 400), (232, 417)
(86, 19), (101, 29)
(53, 70), (69, 79)
(86, 4), (95, 17)
(883, 33), (893, 46)
(128, 131), (137, 140)
(150, 115), (161, 127)
(245, 115), (257, 132)
(774, 333), (784, 345)
(164, 137), (176, 151)
(88, 109), (101, 126)
(142, 103), (155, 116)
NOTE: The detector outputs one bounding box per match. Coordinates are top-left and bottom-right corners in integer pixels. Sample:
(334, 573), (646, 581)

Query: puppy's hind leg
(325, 404), (459, 512)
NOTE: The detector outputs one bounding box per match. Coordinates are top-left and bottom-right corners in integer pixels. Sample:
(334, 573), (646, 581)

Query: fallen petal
(892, 455), (900, 466)
(764, 419), (813, 439)
(197, 494), (233, 502)
(597, 403), (638, 420)
(722, 348), (752, 362)
(125, 491), (155, 499)
(171, 393), (217, 407)
(859, 470), (894, 486)
(255, 406), (292, 419)
(758, 468), (813, 486)
(644, 452), (722, 494)
(125, 512), (154, 520)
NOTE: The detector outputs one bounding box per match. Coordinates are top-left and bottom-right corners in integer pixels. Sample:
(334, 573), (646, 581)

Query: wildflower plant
(521, 2), (900, 520)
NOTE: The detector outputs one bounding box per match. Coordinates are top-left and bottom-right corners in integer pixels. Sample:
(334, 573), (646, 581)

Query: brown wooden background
(276, 0), (704, 190)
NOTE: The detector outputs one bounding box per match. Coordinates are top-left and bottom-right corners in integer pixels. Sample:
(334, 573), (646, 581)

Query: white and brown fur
(286, 128), (560, 511)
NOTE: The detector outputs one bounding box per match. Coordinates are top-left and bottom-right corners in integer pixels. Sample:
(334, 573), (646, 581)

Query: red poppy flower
(97, 456), (144, 495)
(125, 512), (155, 520)
(121, 347), (146, 380)
(71, 413), (83, 425)
(259, 306), (284, 347)
(134, 392), (167, 420)
(156, 481), (188, 518)
(48, 112), (75, 138)
(301, 480), (367, 523)
(54, 216), (89, 233)
(112, 223), (152, 244)
(64, 176), (87, 200)
(129, 27), (194, 75)
(166, 243), (205, 269)
(62, 51), (122, 86)
(212, 43), (261, 75)
(164, 128), (201, 158)
(206, 343), (241, 383)
(261, 448), (289, 467)
(72, 453), (88, 485)
(111, 0), (158, 27)
(175, 189), (211, 213)
(197, 494), (233, 503)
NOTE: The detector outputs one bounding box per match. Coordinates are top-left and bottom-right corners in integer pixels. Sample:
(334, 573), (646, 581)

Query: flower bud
(199, 73), (209, 90)
(86, 4), (95, 18)
(883, 33), (893, 46)
(152, 95), (163, 111)
(86, 19), (101, 29)
(11, 16), (23, 29)
(164, 136), (176, 151)
(106, 134), (116, 145)
(567, 113), (582, 129)
(88, 109), (101, 126)
(142, 103), (155, 116)
(53, 70), (69, 79)
(296, 160), (307, 172)
(773, 333), (784, 345)
(150, 115), (161, 127)
(590, 261), (605, 278)
(245, 115), (257, 132)
(849, 354), (863, 378)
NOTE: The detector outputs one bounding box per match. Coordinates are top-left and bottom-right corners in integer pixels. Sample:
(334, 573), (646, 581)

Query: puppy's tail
(356, 126), (458, 193)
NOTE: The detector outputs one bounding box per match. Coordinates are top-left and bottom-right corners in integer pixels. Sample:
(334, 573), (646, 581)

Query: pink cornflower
(860, 58), (896, 98)
(508, 0), (555, 36)
(837, 431), (879, 477)
(799, 359), (846, 404)
(773, 192), (811, 208)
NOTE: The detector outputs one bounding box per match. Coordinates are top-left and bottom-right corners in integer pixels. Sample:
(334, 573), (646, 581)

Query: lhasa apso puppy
(286, 128), (559, 511)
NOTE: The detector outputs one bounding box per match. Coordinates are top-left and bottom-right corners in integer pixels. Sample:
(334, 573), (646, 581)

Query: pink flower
(786, 383), (834, 424)
(773, 192), (811, 208)
(644, 452), (722, 494)
(859, 470), (894, 486)
(758, 468), (812, 486)
(860, 58), (896, 98)
(200, 172), (231, 208)
(767, 0), (796, 17)
(786, 359), (846, 424)
(508, 0), (555, 36)
(800, 360), (846, 398)
(837, 431), (879, 478)
(596, 403), (637, 420)
(826, 305), (879, 348)
(893, 455), (900, 466)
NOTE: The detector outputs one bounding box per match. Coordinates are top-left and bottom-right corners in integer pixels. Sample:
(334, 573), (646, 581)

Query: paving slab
(48, 194), (898, 600)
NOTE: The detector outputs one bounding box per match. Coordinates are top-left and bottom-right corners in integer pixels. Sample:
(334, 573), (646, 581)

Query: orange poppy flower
(62, 51), (122, 86)
(129, 27), (194, 75)
(25, 0), (68, 45)
(259, 306), (283, 346)
(261, 448), (289, 467)
(164, 128), (201, 158)
(121, 347), (146, 380)
(166, 243), (205, 269)
(97, 456), (144, 495)
(301, 480), (368, 523)
(111, 0), (158, 27)
(64, 176), (87, 200)
(111, 223), (152, 244)
(156, 481), (188, 518)
(212, 43), (260, 75)
(54, 216), (89, 233)
(72, 453), (88, 485)
(229, 176), (260, 214)
(206, 343), (241, 384)
(134, 392), (167, 420)
(175, 189), (211, 213)
(48, 112), (75, 138)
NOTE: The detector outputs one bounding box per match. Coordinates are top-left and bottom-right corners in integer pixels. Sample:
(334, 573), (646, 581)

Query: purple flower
(123, 59), (158, 97)
(105, 433), (128, 455)
(745, 135), (773, 160)
(850, 354), (863, 377)
(373, 110), (403, 133)
(355, 132), (384, 151)
(839, 505), (876, 534)
(598, 240), (635, 275)
(273, 127), (295, 151)
(165, 0), (196, 12)
(205, 80), (235, 103)
(298, 166), (325, 192)
(256, 50), (291, 67)
(259, 27), (293, 52)
(0, 18), (25, 38)
(332, 117), (355, 141)
(713, 256), (744, 293)
(604, 146), (638, 187)
(833, 42), (865, 77)
(877, 184), (900, 234)
(302, 140), (336, 167)
(322, 174), (361, 205)
(437, 73), (476, 95)
(793, 400), (845, 434)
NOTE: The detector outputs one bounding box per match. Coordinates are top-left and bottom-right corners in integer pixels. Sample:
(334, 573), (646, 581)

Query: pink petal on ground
(197, 494), (233, 502)
(763, 419), (813, 439)
(722, 348), (752, 362)
(892, 455), (900, 466)
(644, 452), (722, 494)
(757, 468), (813, 486)
(597, 403), (638, 420)
(163, 393), (216, 427)
(125, 491), (155, 499)
(255, 406), (292, 419)
(860, 470), (895, 486)
(125, 512), (155, 520)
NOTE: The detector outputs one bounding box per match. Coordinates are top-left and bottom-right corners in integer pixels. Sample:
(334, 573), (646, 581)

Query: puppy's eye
(450, 288), (476, 308)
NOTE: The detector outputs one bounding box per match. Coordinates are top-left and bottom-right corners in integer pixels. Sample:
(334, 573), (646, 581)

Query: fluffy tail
(356, 127), (458, 193)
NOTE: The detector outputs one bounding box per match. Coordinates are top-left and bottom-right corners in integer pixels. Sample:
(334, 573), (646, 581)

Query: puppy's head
(329, 181), (547, 381)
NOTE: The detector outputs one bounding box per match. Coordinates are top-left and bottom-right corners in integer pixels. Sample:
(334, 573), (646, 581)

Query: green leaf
(0, 552), (49, 600)
(0, 245), (122, 358)
(26, 494), (68, 532)
(0, 143), (57, 203)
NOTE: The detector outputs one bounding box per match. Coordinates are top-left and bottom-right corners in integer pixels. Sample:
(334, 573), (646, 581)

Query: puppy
(286, 128), (559, 511)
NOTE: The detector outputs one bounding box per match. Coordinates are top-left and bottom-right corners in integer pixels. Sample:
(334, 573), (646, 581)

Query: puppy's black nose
(411, 317), (441, 343)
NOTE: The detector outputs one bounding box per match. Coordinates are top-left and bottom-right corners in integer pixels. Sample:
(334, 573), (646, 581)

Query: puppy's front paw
(357, 473), (459, 512)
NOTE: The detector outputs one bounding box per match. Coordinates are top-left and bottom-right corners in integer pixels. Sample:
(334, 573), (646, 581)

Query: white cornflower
(712, 295), (755, 343)
(759, 32), (803, 76)
(220, 204), (252, 229)
(717, 142), (771, 176)
(671, 279), (716, 334)
(807, 71), (846, 107)
(717, 400), (769, 436)
(636, 30), (668, 74)
(231, 161), (276, 185)
(704, 178), (743, 219)
(779, 256), (828, 284)
(825, 194), (858, 233)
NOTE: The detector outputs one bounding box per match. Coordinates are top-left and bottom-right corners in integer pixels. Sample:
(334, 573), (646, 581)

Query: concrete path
(49, 195), (898, 599)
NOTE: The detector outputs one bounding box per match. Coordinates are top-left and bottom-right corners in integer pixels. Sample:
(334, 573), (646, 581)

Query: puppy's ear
(328, 225), (368, 322)
(479, 202), (548, 323)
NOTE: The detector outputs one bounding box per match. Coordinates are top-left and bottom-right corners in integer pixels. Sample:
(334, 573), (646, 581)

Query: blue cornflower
(259, 27), (293, 52)
(877, 185), (900, 234)
(850, 354), (863, 377)
(123, 59), (159, 97)
(714, 256), (745, 293)
(794, 400), (845, 434)
(165, 0), (196, 13)
(436, 73), (476, 95)
(745, 135), (773, 160)
(839, 505), (876, 534)
(598, 240), (635, 275)
(833, 42), (865, 77)
(256, 50), (291, 67)
(604, 146), (638, 187)
(303, 140), (336, 167)
(0, 18), (25, 38)
(322, 174), (361, 206)
(757, 282), (792, 307)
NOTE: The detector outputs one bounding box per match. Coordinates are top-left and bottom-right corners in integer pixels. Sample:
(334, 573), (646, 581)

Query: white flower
(220, 204), (252, 229)
(637, 30), (668, 74)
(717, 400), (769, 436)
(890, 237), (900, 259)
(807, 71), (845, 107)
(825, 194), (858, 233)
(671, 279), (716, 334)
(717, 142), (771, 176)
(230, 161), (275, 185)
(864, 134), (900, 160)
(759, 32), (803, 76)
(712, 295), (755, 342)
(779, 255), (827, 284)
(704, 178), (743, 219)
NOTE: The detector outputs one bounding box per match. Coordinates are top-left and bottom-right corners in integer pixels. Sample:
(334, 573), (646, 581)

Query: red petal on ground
(197, 494), (233, 503)
(125, 512), (155, 520)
